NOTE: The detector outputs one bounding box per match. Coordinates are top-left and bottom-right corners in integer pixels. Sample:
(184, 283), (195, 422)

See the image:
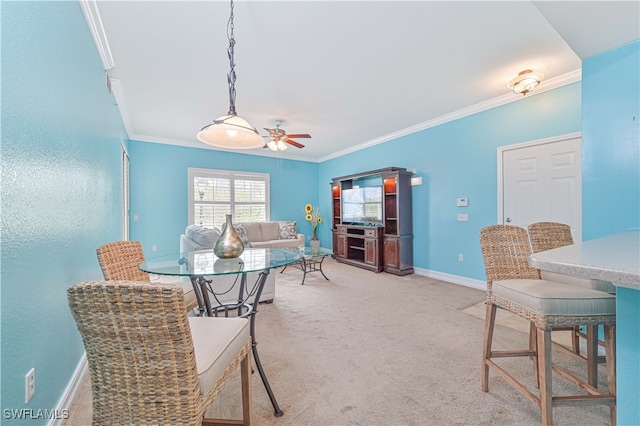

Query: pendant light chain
(226, 0), (237, 115)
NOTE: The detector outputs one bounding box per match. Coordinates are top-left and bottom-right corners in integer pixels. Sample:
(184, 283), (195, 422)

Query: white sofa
(179, 222), (304, 304)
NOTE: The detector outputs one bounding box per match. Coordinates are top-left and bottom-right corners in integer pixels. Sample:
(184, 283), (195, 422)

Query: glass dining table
(139, 247), (301, 418)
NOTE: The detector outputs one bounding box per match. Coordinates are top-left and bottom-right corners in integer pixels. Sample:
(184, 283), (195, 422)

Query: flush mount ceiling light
(508, 70), (544, 95)
(196, 0), (264, 149)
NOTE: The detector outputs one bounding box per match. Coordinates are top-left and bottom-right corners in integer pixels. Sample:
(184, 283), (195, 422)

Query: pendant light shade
(197, 114), (264, 149)
(197, 0), (263, 150)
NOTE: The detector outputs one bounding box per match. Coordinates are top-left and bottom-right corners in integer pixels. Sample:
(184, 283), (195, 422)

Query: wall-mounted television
(341, 186), (383, 225)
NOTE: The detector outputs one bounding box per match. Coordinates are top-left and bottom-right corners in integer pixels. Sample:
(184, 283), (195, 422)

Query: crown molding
(318, 69), (582, 162)
(80, 0), (115, 70)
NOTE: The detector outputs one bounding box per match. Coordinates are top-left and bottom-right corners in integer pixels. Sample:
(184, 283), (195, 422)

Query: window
(188, 168), (270, 228)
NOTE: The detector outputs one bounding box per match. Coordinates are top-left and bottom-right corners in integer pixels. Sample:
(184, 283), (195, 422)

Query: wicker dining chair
(97, 240), (198, 311)
(479, 225), (616, 425)
(67, 280), (252, 426)
(528, 222), (616, 386)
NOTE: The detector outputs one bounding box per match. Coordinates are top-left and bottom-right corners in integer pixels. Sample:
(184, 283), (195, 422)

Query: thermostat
(456, 198), (469, 207)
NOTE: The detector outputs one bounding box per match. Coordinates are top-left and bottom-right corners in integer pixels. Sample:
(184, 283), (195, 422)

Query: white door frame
(497, 131), (582, 224)
(121, 141), (130, 241)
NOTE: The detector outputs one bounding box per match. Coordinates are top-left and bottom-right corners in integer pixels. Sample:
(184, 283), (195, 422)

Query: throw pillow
(278, 221), (297, 239)
(186, 225), (221, 248)
(233, 224), (253, 248)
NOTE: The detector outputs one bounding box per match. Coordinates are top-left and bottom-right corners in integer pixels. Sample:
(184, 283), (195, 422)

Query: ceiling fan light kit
(266, 139), (288, 151)
(196, 0), (263, 150)
(262, 120), (311, 151)
(508, 69), (544, 95)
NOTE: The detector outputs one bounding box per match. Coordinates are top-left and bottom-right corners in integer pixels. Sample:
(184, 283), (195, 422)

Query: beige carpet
(65, 258), (612, 425)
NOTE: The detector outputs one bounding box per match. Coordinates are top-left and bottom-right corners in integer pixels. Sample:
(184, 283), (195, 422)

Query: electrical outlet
(152, 245), (157, 252)
(458, 254), (464, 262)
(25, 368), (35, 403)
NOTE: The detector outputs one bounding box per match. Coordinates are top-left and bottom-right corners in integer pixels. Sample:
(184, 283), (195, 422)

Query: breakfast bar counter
(529, 229), (640, 424)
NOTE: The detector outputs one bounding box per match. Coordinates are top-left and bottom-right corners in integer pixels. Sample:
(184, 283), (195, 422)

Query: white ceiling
(88, 1), (639, 162)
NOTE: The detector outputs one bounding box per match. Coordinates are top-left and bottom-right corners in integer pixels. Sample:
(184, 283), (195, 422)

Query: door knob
(506, 217), (512, 223)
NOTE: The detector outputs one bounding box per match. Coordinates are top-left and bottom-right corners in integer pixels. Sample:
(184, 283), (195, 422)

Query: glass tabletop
(296, 246), (333, 258)
(140, 247), (301, 277)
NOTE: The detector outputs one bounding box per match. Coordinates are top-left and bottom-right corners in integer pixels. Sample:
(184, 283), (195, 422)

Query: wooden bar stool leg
(530, 321), (540, 389)
(586, 325), (599, 387)
(537, 327), (553, 426)
(482, 302), (497, 392)
(604, 325), (616, 425)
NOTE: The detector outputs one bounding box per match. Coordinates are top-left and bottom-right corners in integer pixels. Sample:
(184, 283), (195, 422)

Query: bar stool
(480, 225), (616, 425)
(528, 222), (616, 387)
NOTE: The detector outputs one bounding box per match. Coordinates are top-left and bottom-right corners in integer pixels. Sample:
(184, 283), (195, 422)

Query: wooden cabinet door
(364, 238), (378, 266)
(336, 234), (348, 258)
(383, 237), (399, 269)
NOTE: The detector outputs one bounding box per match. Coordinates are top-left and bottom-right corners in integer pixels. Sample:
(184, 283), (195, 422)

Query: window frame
(187, 167), (270, 228)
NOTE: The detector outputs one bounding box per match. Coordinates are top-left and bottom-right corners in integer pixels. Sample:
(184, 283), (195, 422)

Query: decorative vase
(213, 214), (244, 259)
(311, 227), (320, 254)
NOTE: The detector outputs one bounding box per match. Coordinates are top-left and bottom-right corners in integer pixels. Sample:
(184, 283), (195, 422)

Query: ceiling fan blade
(285, 133), (311, 139)
(285, 138), (305, 148)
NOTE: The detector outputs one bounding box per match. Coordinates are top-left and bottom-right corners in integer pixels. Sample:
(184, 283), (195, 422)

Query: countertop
(529, 229), (640, 290)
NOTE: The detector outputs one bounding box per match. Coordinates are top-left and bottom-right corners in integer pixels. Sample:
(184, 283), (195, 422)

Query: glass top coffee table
(281, 246), (333, 285)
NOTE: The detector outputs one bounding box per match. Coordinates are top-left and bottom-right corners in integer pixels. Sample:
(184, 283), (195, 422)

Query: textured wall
(1, 2), (126, 419)
(582, 40), (640, 240)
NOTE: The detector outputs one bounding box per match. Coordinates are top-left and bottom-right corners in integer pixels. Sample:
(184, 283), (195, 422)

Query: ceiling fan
(263, 120), (311, 151)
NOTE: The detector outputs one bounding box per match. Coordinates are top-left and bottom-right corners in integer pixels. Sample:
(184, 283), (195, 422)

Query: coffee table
(281, 246), (333, 285)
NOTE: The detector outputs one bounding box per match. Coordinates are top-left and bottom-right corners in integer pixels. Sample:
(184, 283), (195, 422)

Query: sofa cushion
(278, 221), (298, 239)
(186, 225), (221, 248)
(233, 224), (253, 248)
(260, 222), (280, 241)
(239, 222), (262, 242)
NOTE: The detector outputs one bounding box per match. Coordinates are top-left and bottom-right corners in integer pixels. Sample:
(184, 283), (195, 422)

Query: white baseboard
(414, 267), (487, 291)
(50, 354), (88, 426)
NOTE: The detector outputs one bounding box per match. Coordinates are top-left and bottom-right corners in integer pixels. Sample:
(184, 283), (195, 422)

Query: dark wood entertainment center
(331, 167), (414, 275)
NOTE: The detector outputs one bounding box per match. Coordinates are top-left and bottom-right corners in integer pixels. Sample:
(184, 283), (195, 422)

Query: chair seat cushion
(152, 277), (198, 310)
(540, 271), (617, 294)
(493, 279), (616, 316)
(189, 317), (250, 395)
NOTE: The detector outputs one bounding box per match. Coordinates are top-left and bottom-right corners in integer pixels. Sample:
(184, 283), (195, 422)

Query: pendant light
(197, 0), (264, 149)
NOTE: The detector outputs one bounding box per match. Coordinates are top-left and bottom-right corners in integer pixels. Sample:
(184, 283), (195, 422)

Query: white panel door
(501, 136), (582, 241)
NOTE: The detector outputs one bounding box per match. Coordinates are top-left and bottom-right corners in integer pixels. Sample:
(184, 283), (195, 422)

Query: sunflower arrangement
(304, 203), (323, 239)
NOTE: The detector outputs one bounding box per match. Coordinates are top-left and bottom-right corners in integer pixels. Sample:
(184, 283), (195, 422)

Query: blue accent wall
(128, 141), (319, 255)
(1, 1), (126, 420)
(319, 84), (582, 281)
(582, 40), (640, 425)
(582, 41), (640, 240)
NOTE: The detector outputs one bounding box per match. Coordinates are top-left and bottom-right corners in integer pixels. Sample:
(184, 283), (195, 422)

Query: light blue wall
(582, 40), (640, 425)
(128, 141), (319, 256)
(1, 1), (126, 421)
(582, 41), (640, 240)
(319, 84), (582, 280)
